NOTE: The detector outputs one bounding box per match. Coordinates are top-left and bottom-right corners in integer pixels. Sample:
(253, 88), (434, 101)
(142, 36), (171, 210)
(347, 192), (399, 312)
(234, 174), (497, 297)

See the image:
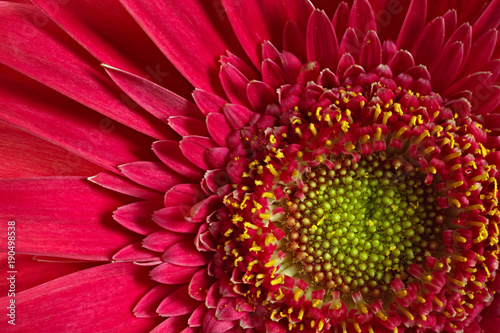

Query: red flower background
(0, 0), (500, 332)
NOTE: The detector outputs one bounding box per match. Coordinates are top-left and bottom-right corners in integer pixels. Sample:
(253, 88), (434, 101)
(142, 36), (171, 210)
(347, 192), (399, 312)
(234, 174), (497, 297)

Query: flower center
(282, 153), (443, 296)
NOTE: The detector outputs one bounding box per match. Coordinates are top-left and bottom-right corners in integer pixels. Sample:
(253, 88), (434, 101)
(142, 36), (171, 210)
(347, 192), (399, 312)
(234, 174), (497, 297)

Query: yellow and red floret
(212, 55), (499, 332)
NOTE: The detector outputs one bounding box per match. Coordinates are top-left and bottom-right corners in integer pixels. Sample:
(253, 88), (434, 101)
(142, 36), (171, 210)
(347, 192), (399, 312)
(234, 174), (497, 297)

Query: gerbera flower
(1, 0), (500, 332)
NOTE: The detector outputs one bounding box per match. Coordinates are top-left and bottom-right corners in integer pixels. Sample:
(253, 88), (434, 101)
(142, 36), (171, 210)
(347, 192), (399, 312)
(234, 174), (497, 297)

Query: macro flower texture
(1, 0), (500, 332)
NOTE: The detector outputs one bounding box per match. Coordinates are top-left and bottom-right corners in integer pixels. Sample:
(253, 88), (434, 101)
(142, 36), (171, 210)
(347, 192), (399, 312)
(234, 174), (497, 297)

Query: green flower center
(283, 154), (443, 296)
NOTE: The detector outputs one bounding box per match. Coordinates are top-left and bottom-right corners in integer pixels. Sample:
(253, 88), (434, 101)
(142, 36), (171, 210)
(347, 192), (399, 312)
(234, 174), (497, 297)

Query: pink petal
(190, 195), (221, 223)
(168, 116), (209, 137)
(219, 63), (251, 108)
(0, 65), (156, 173)
(153, 141), (203, 180)
(443, 71), (493, 97)
(411, 17), (445, 66)
(113, 242), (161, 262)
(216, 297), (247, 321)
(0, 177), (138, 260)
(262, 59), (287, 89)
(223, 104), (254, 130)
(0, 3), (169, 139)
(120, 0), (244, 94)
(0, 121), (102, 178)
(340, 28), (361, 58)
(157, 284), (200, 316)
(206, 148), (231, 170)
(163, 240), (211, 267)
(430, 42), (464, 92)
(192, 89), (228, 116)
(443, 9), (457, 41)
(152, 211), (200, 233)
(247, 80), (278, 112)
(120, 161), (189, 192)
(461, 29), (498, 76)
(472, 0), (500, 40)
(150, 262), (201, 285)
(89, 171), (161, 200)
(388, 50), (415, 75)
(359, 30), (382, 72)
(306, 10), (340, 70)
(189, 269), (213, 301)
(0, 263), (161, 332)
(143, 230), (190, 253)
(180, 136), (219, 171)
(203, 309), (236, 333)
(151, 315), (190, 333)
(113, 200), (163, 235)
(221, 51), (259, 81)
(396, 0), (427, 50)
(103, 64), (203, 121)
(134, 284), (176, 318)
(283, 21), (307, 62)
(221, 0), (303, 67)
(207, 113), (232, 147)
(30, 0), (193, 97)
(189, 304), (207, 327)
(348, 0), (376, 38)
(0, 253), (96, 294)
(164, 184), (208, 208)
(332, 1), (350, 39)
(280, 51), (303, 83)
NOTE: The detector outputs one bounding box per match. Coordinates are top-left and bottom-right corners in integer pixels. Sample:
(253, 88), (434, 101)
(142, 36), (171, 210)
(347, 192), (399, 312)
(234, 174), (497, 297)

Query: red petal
(143, 230), (191, 253)
(113, 200), (162, 235)
(120, 0), (243, 94)
(192, 89), (228, 116)
(348, 0), (376, 38)
(189, 269), (213, 301)
(150, 262), (201, 285)
(153, 140), (203, 180)
(207, 113), (232, 147)
(113, 242), (161, 262)
(180, 136), (219, 171)
(0, 177), (138, 260)
(168, 116), (209, 137)
(247, 80), (278, 112)
(89, 171), (161, 200)
(472, 0), (500, 40)
(306, 10), (340, 70)
(1, 263), (161, 332)
(219, 63), (251, 108)
(134, 284), (176, 318)
(223, 104), (254, 130)
(157, 284), (200, 316)
(396, 0), (427, 50)
(0, 121), (102, 178)
(164, 184), (208, 208)
(411, 17), (445, 66)
(0, 4), (168, 139)
(359, 30), (382, 72)
(103, 64), (203, 121)
(163, 240), (211, 267)
(30, 0), (193, 97)
(120, 161), (189, 192)
(0, 65), (156, 173)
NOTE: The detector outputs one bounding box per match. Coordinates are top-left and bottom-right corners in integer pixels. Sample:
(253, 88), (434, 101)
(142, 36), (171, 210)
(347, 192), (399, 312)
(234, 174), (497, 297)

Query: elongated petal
(472, 0), (500, 39)
(119, 162), (189, 192)
(430, 42), (464, 92)
(164, 184), (208, 208)
(0, 65), (156, 173)
(396, 0), (427, 50)
(134, 284), (176, 318)
(157, 284), (200, 316)
(163, 240), (211, 266)
(207, 113), (232, 147)
(113, 200), (163, 235)
(153, 141), (203, 180)
(103, 65), (203, 121)
(143, 230), (191, 253)
(348, 0), (376, 38)
(192, 89), (227, 116)
(0, 263), (161, 332)
(113, 242), (161, 262)
(306, 10), (340, 70)
(150, 262), (201, 285)
(180, 136), (219, 171)
(88, 171), (161, 200)
(120, 0), (243, 94)
(30, 0), (193, 97)
(0, 254), (96, 294)
(168, 116), (209, 137)
(0, 177), (138, 260)
(221, 0), (303, 67)
(359, 31), (382, 71)
(219, 63), (250, 108)
(411, 17), (445, 66)
(0, 121), (102, 178)
(0, 3), (169, 139)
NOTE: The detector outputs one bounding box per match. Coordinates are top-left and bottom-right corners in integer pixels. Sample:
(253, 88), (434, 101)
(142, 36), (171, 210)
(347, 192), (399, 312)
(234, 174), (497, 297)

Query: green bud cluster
(283, 154), (443, 296)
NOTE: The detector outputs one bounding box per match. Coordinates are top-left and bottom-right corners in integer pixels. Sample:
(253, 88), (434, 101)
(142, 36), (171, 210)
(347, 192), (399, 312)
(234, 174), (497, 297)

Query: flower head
(1, 0), (500, 332)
